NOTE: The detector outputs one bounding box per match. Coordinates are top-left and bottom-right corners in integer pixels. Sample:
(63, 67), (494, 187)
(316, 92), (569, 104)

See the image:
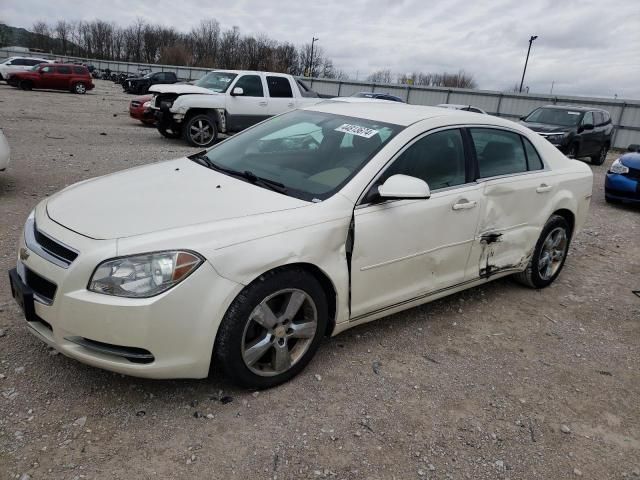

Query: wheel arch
(242, 262), (339, 337)
(551, 208), (575, 236)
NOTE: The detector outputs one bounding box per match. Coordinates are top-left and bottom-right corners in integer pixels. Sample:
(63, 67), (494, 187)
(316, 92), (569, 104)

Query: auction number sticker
(568, 112), (580, 115)
(335, 124), (379, 138)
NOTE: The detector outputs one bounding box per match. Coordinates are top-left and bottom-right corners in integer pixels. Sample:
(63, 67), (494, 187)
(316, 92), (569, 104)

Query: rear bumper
(605, 173), (640, 203)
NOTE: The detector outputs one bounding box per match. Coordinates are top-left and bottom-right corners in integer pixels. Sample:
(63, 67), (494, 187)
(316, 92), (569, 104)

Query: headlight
(609, 159), (629, 175)
(88, 251), (203, 298)
(545, 133), (566, 144)
(142, 101), (151, 108)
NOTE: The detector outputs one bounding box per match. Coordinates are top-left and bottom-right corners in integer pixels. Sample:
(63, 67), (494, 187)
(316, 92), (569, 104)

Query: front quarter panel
(171, 94), (226, 114)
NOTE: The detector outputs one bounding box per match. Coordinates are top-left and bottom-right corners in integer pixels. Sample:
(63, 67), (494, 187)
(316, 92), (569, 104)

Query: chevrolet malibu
(9, 100), (593, 388)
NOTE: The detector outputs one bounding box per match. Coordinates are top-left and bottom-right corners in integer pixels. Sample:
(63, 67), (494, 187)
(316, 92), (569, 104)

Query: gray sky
(3, 0), (640, 99)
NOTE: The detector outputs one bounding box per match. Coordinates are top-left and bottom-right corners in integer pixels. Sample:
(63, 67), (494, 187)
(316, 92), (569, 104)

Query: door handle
(259, 101), (268, 107)
(536, 184), (553, 193)
(452, 199), (477, 210)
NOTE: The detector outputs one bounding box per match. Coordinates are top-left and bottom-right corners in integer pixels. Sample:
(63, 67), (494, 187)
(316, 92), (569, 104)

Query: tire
(567, 143), (579, 158)
(214, 268), (328, 389)
(20, 80), (32, 91)
(73, 82), (87, 94)
(157, 125), (181, 139)
(183, 113), (218, 148)
(514, 214), (571, 289)
(591, 145), (608, 165)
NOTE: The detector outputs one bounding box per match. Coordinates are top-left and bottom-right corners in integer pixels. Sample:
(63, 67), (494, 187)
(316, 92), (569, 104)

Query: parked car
(0, 128), (10, 171)
(8, 101), (593, 388)
(351, 92), (405, 103)
(520, 105), (613, 165)
(437, 103), (487, 114)
(605, 151), (640, 204)
(129, 94), (155, 125)
(0, 56), (51, 81)
(8, 64), (94, 94)
(124, 71), (178, 94)
(150, 70), (322, 147)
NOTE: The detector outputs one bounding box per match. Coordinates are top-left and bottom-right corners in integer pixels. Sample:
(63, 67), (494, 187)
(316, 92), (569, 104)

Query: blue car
(605, 152), (640, 204)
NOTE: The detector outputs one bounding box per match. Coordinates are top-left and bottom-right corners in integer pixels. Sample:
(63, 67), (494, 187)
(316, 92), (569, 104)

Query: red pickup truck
(8, 63), (94, 94)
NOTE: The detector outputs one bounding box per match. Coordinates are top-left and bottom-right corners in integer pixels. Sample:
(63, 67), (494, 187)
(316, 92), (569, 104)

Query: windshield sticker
(567, 112), (580, 115)
(335, 124), (379, 138)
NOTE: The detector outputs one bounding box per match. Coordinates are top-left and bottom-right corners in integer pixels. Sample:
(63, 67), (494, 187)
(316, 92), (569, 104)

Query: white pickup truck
(150, 70), (325, 147)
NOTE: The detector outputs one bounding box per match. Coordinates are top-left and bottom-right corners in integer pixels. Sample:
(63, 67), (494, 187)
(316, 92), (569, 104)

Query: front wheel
(214, 268), (328, 389)
(157, 125), (181, 139)
(514, 215), (571, 289)
(591, 145), (608, 165)
(19, 80), (32, 91)
(567, 143), (579, 158)
(183, 113), (218, 147)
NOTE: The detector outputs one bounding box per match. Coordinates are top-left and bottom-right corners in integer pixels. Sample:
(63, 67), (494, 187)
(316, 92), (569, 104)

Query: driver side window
(234, 75), (264, 97)
(381, 129), (467, 191)
(582, 111), (594, 125)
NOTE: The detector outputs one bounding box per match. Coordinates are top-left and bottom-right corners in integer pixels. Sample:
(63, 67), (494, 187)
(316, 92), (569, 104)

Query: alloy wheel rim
(241, 289), (318, 377)
(77, 84), (85, 93)
(538, 227), (568, 281)
(190, 119), (213, 145)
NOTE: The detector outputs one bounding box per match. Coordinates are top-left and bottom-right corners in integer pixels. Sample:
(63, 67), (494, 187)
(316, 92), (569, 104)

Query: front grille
(34, 222), (78, 265)
(626, 167), (640, 180)
(155, 93), (178, 110)
(25, 267), (57, 303)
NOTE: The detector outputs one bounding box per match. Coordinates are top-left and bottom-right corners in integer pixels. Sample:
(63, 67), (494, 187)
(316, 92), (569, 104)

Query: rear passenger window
(522, 138), (544, 171)
(57, 66), (71, 74)
(382, 129), (467, 190)
(471, 129), (527, 178)
(267, 76), (293, 98)
(26, 59), (41, 66)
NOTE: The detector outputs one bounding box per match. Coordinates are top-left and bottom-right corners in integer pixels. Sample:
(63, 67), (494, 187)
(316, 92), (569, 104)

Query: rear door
(226, 74), (269, 131)
(55, 65), (72, 90)
(465, 127), (552, 280)
(266, 76), (296, 115)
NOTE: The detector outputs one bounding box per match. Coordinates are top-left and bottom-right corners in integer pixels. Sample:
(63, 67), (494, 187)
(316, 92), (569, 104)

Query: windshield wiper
(189, 152), (288, 194)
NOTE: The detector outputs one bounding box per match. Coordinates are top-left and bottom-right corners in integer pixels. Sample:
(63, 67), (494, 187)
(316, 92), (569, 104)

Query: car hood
(620, 152), (640, 169)
(46, 158), (309, 240)
(149, 84), (218, 95)
(521, 122), (571, 134)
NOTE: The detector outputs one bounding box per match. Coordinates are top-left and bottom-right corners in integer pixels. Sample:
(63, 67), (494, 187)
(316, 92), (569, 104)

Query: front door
(226, 74), (269, 131)
(350, 128), (481, 319)
(579, 111), (598, 156)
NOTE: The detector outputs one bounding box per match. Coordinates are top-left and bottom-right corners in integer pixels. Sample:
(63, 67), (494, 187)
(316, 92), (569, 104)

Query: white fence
(2, 47), (639, 149)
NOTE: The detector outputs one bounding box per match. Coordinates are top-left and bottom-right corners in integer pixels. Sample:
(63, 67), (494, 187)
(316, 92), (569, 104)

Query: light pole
(519, 35), (538, 93)
(308, 37), (319, 77)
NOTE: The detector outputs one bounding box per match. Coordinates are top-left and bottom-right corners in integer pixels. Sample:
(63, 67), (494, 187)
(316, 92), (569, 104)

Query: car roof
(306, 98), (511, 127)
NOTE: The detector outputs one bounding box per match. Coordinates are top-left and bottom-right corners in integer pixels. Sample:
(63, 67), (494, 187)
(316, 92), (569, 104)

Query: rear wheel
(183, 113), (218, 148)
(73, 82), (87, 94)
(591, 145), (608, 165)
(514, 215), (571, 289)
(214, 268), (328, 389)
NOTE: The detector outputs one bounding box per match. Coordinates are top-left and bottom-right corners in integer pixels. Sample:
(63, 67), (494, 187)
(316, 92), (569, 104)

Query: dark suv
(520, 105), (613, 165)
(124, 72), (178, 94)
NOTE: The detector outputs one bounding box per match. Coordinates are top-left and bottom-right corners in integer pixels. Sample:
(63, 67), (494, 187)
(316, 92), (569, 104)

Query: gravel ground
(0, 80), (639, 480)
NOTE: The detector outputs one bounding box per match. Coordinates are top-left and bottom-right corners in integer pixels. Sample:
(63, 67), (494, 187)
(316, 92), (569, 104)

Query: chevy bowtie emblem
(19, 247), (30, 261)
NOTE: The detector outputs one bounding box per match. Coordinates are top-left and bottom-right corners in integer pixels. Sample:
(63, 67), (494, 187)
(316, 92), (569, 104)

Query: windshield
(524, 108), (583, 127)
(195, 71), (238, 92)
(196, 110), (403, 201)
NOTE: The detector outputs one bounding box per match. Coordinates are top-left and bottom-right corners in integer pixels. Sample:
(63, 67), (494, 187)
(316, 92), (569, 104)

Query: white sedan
(9, 100), (593, 388)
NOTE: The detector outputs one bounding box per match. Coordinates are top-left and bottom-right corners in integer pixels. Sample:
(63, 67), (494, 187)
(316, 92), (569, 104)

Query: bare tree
(31, 21), (50, 51)
(367, 69), (394, 84)
(54, 20), (71, 55)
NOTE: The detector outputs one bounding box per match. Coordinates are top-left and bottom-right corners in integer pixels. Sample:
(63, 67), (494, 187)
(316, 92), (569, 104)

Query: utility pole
(550, 80), (555, 95)
(519, 35), (538, 93)
(308, 37), (319, 77)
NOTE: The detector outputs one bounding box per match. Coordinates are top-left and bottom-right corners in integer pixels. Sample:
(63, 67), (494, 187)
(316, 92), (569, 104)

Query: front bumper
(9, 205), (243, 379)
(605, 173), (640, 203)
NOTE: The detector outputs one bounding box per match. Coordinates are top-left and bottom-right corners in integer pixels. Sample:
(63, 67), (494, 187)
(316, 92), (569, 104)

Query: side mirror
(231, 87), (244, 96)
(378, 174), (431, 200)
(580, 123), (594, 131)
(519, 115), (527, 121)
